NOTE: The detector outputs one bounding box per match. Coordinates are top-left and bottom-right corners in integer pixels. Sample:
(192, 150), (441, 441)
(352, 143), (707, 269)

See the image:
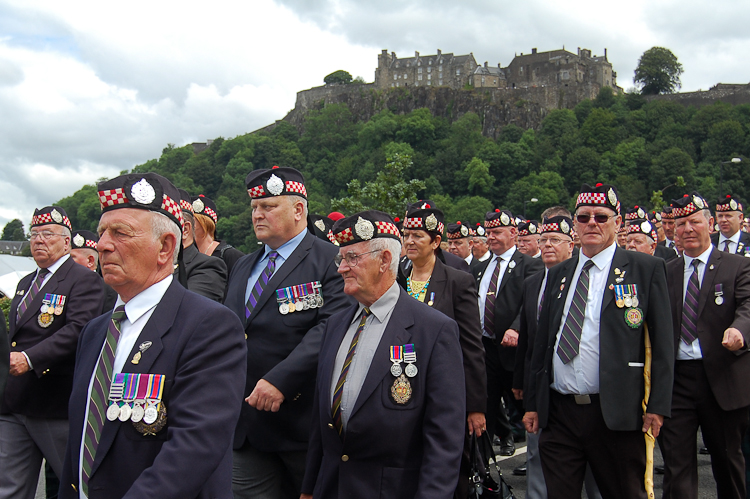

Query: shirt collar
(580, 242), (617, 271)
(116, 275), (173, 324)
(42, 253), (70, 274)
(719, 230), (741, 245)
(684, 245), (713, 270)
(263, 228), (307, 261)
(493, 245), (517, 263)
(353, 280), (400, 324)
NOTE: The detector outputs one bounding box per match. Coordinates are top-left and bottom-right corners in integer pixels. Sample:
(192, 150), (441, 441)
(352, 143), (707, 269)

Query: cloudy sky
(1, 0), (749, 230)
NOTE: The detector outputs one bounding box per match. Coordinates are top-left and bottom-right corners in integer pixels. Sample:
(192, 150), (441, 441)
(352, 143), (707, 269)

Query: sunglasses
(575, 214), (616, 224)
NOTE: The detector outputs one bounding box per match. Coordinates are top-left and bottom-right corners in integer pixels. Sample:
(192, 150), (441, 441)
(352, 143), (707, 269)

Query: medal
(134, 401), (167, 436)
(131, 403), (145, 423)
(119, 404), (132, 421)
(131, 373), (149, 422)
(288, 302), (296, 313)
(390, 345), (403, 377)
(715, 284), (724, 305)
(716, 296), (724, 305)
(279, 303), (289, 315)
(631, 296), (639, 308)
(391, 374), (412, 404)
(141, 373), (165, 426)
(404, 343), (418, 378)
(37, 313), (54, 328)
(629, 285), (639, 308)
(427, 292), (435, 307)
(614, 285), (625, 308)
(144, 405), (159, 425)
(40, 304), (48, 314)
(107, 373), (126, 421)
(624, 295), (633, 308)
(107, 404), (121, 421)
(624, 307), (644, 328)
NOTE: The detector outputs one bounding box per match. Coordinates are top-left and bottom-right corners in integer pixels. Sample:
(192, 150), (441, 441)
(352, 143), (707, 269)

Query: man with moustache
(524, 183), (674, 499)
(660, 192), (750, 499)
(1, 207), (104, 499)
(712, 195), (750, 256)
(661, 206), (678, 252)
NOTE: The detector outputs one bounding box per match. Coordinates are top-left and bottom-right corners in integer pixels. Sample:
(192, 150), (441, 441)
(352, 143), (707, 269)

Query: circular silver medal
(624, 296), (633, 308)
(390, 363), (402, 377)
(405, 363), (418, 377)
(40, 304), (48, 314)
(131, 404), (145, 423)
(144, 405), (158, 425)
(317, 295), (324, 307)
(119, 404), (132, 422)
(106, 404), (121, 421)
(631, 296), (639, 308)
(716, 296), (724, 305)
(295, 300), (304, 311)
(279, 303), (290, 315)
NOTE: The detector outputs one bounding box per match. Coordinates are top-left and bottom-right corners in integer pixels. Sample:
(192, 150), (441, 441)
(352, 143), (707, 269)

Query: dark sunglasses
(576, 214), (615, 224)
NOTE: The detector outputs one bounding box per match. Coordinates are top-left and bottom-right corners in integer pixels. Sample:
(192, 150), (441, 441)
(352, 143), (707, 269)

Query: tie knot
(363, 307), (371, 317)
(38, 268), (50, 277)
(691, 259), (700, 269)
(111, 305), (127, 323)
(268, 251), (279, 262)
(582, 260), (595, 272)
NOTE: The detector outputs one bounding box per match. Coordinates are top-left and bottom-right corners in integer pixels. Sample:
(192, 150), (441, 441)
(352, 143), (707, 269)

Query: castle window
(428, 74), (431, 80)
(428, 67), (432, 73)
(439, 66), (443, 72)
(394, 75), (397, 80)
(418, 68), (423, 74)
(418, 62), (421, 66)
(418, 75), (423, 81)
(439, 79), (443, 85)
(396, 62), (399, 68)
(482, 76), (485, 84)
(429, 61), (432, 65)
(404, 73), (407, 79)
(456, 68), (461, 75)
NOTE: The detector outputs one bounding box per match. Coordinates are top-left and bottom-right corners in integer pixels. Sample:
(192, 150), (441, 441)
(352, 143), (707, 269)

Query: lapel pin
(709, 264), (715, 270)
(557, 293), (562, 299)
(614, 268), (621, 275)
(608, 284), (614, 290)
(561, 277), (567, 283)
(131, 341), (153, 365)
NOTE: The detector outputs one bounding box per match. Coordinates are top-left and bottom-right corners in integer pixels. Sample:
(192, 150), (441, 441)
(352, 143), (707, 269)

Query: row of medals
(616, 294), (639, 308)
(40, 304), (63, 316)
(391, 360), (418, 378)
(107, 400), (159, 425)
(278, 293), (324, 315)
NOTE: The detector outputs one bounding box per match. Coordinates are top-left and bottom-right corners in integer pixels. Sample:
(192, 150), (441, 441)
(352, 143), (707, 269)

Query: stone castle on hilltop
(374, 46), (621, 95)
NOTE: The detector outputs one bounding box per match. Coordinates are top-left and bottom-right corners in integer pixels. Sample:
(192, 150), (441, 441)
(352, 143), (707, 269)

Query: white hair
(150, 212), (181, 265)
(290, 195), (308, 218)
(368, 237), (401, 277)
(61, 226), (72, 238)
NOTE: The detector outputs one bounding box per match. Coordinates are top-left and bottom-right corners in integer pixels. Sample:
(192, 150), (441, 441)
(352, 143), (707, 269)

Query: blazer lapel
(349, 291), (414, 419)
(423, 260), (447, 309)
(246, 233), (314, 328)
(601, 248), (629, 313)
(91, 280), (184, 477)
(9, 272), (34, 336)
(497, 250), (521, 295)
(697, 250), (721, 317)
(548, 258), (577, 347)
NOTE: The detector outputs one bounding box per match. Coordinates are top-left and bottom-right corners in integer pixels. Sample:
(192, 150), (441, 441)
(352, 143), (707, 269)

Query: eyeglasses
(539, 236), (570, 246)
(334, 249), (381, 268)
(29, 231), (66, 241)
(575, 214), (616, 224)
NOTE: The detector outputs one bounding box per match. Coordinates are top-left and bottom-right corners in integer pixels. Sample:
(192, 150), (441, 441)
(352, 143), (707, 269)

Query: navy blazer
(0, 308), (7, 403)
(59, 279), (247, 499)
(224, 231), (352, 452)
(527, 247), (674, 431)
(178, 243), (227, 303)
(302, 287), (466, 499)
(666, 249), (750, 410)
(4, 256), (104, 418)
(513, 270), (546, 395)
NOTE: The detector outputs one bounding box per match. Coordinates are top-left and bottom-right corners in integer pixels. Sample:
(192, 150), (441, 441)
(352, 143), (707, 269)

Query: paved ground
(492, 432), (721, 498)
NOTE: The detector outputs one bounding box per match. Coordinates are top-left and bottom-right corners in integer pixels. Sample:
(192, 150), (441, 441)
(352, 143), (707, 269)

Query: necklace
(407, 271), (431, 300)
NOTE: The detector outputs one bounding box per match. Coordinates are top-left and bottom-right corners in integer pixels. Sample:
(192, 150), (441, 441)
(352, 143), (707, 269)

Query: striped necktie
(557, 260), (595, 364)
(723, 240), (731, 253)
(82, 305), (126, 495)
(331, 308), (370, 435)
(483, 258), (503, 337)
(245, 251), (278, 319)
(681, 260), (701, 344)
(16, 268), (49, 322)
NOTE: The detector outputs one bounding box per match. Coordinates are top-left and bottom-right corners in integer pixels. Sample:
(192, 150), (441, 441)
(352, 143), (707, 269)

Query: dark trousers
(539, 390), (647, 499)
(483, 337), (522, 440)
(660, 360), (749, 499)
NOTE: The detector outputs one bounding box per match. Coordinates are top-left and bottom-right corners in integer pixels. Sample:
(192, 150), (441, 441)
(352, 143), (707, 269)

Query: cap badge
(73, 234), (85, 247)
(641, 221), (651, 233)
(425, 213), (438, 231)
(193, 198), (205, 213)
(266, 174), (284, 196)
(637, 208), (645, 218)
(131, 179), (156, 204)
(693, 195), (704, 209)
(560, 220), (570, 234)
(607, 188), (617, 206)
(314, 219), (326, 232)
(730, 199), (738, 210)
(477, 226), (486, 236)
(51, 209), (63, 223)
(460, 225), (469, 237)
(500, 212), (510, 226)
(355, 217), (375, 240)
(529, 224), (537, 234)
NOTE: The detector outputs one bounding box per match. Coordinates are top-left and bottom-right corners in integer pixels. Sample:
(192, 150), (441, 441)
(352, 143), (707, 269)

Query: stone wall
(646, 83), (750, 108)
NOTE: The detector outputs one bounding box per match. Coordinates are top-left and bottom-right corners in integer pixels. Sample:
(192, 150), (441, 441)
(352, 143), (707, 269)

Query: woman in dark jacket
(398, 203), (487, 499)
(190, 194), (244, 277)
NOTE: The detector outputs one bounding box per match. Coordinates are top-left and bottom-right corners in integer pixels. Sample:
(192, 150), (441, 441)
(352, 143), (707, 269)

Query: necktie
(331, 308), (370, 434)
(681, 260), (701, 344)
(82, 305), (126, 495)
(537, 287), (545, 322)
(483, 258), (503, 337)
(557, 260), (595, 364)
(245, 251), (278, 318)
(16, 268), (49, 322)
(723, 240), (731, 253)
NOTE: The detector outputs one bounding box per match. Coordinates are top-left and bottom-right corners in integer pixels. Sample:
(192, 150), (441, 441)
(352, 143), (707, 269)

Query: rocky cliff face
(280, 82), (599, 139)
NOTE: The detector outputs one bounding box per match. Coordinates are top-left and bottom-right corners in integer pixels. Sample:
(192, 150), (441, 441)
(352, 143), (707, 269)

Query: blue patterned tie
(245, 251), (278, 318)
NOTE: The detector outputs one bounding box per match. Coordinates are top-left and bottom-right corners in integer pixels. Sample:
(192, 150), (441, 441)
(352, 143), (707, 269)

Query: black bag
(468, 432), (515, 499)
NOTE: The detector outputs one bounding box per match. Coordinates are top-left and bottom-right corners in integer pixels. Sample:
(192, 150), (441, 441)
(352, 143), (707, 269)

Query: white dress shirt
(551, 243), (617, 395)
(78, 275), (173, 498)
(677, 246), (713, 360)
(718, 231), (741, 254)
(478, 246), (517, 337)
(478, 251), (491, 263)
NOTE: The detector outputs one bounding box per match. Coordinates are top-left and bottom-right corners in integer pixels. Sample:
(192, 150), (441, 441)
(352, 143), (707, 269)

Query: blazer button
(328, 423), (334, 429)
(293, 393), (301, 401)
(244, 334), (248, 339)
(341, 455), (349, 462)
(11, 342), (16, 347)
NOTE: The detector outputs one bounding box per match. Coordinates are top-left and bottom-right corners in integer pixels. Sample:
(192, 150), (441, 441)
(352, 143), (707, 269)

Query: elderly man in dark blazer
(224, 166), (351, 498)
(712, 194), (750, 256)
(524, 183), (674, 499)
(0, 206), (104, 499)
(660, 193), (750, 499)
(474, 209), (543, 454)
(59, 173), (246, 498)
(301, 210), (465, 499)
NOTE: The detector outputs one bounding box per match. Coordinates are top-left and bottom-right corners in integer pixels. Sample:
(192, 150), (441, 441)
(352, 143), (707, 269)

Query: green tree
(634, 47), (684, 95)
(331, 153), (425, 217)
(1, 219), (26, 240)
(463, 157), (495, 195)
(324, 70), (353, 85)
(505, 171), (569, 219)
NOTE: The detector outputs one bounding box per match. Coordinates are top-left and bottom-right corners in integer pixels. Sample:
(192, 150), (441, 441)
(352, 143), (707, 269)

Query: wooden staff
(642, 323), (655, 499)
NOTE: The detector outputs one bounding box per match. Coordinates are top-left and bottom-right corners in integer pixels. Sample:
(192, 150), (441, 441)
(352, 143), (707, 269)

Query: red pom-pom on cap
(495, 209), (500, 212)
(596, 183), (603, 187)
(394, 217), (400, 222)
(272, 165), (279, 169)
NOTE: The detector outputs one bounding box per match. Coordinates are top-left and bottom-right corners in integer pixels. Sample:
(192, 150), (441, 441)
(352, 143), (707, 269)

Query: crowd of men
(1, 165), (750, 499)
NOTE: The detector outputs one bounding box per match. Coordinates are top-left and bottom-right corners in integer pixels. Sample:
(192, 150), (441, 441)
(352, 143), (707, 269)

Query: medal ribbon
(109, 373), (125, 403)
(715, 284), (723, 295)
(404, 344), (417, 364)
(389, 345), (402, 363)
(135, 374), (149, 400)
(145, 374), (165, 401)
(123, 373), (139, 402)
